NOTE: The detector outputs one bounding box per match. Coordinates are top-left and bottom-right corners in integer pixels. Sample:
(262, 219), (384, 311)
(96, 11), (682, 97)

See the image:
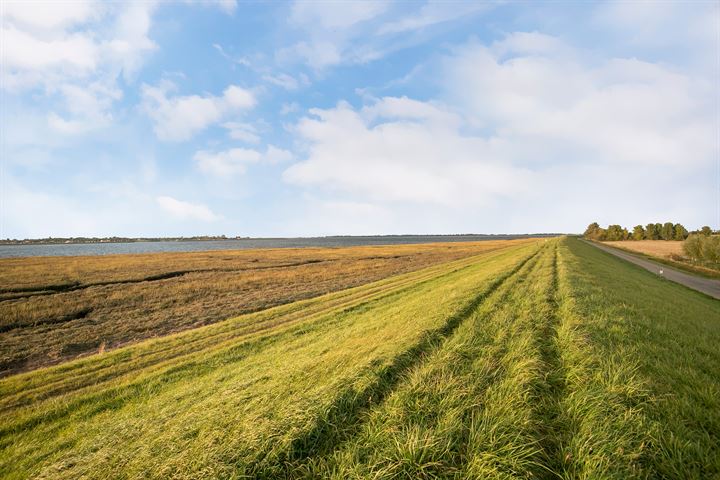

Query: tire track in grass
(458, 245), (560, 479)
(532, 244), (571, 479)
(325, 245), (551, 480)
(248, 246), (546, 477)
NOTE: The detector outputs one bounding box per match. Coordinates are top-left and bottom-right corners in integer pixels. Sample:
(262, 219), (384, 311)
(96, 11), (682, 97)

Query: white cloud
(2, 0), (238, 138)
(443, 35), (716, 166)
(283, 32), (717, 232)
(222, 122), (260, 143)
(156, 196), (222, 222)
(0, 2), (156, 90)
(1, 26), (98, 71)
(290, 1), (388, 29)
(265, 145), (293, 164)
(278, 41), (343, 70)
(141, 82), (256, 141)
(593, 0), (718, 50)
(194, 148), (261, 176)
(280, 0), (389, 70)
(212, 43), (251, 67)
(1, 0), (98, 30)
(378, 1), (490, 34)
(284, 98), (531, 206)
(223, 85), (256, 109)
(262, 72), (309, 90)
(45, 82), (123, 133)
(195, 145), (292, 176)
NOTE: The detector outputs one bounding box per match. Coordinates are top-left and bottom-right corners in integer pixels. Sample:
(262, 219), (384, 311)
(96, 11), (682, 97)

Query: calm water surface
(0, 235), (547, 258)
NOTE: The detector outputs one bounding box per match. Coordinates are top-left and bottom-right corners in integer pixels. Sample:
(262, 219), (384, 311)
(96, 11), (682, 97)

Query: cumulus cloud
(156, 196), (222, 221)
(1, 1), (156, 90)
(2, 1), (239, 136)
(443, 34), (716, 167)
(284, 98), (531, 206)
(283, 31), (717, 232)
(141, 82), (256, 141)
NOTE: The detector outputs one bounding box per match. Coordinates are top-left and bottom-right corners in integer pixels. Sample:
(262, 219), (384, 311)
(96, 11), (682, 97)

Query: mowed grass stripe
(290, 242), (556, 479)
(246, 244), (547, 477)
(0, 242), (541, 479)
(0, 241), (537, 411)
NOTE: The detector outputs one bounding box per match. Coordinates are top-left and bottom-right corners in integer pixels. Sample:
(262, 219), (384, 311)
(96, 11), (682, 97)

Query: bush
(683, 234), (720, 264)
(702, 236), (720, 263)
(683, 235), (702, 260)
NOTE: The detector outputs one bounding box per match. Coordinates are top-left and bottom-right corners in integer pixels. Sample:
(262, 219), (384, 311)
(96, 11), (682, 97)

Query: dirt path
(585, 240), (720, 300)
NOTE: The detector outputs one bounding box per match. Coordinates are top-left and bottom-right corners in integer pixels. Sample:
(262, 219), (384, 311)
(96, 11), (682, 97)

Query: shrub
(701, 236), (720, 263)
(683, 235), (702, 260)
(683, 234), (720, 264)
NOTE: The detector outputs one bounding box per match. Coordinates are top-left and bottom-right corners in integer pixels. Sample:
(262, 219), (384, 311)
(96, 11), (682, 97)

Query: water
(0, 235), (548, 258)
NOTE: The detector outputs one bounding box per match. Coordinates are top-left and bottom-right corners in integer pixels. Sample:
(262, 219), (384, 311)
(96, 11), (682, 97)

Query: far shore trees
(584, 222), (691, 242)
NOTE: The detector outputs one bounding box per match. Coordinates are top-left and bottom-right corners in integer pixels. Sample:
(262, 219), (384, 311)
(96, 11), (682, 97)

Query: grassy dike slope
(0, 241), (540, 479)
(1, 237), (718, 479)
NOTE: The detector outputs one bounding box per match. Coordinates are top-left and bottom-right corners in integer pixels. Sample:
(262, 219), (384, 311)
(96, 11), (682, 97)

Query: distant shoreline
(0, 233), (562, 247)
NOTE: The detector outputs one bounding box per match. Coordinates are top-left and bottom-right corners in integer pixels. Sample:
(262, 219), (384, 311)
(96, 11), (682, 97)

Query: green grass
(1, 237), (718, 478)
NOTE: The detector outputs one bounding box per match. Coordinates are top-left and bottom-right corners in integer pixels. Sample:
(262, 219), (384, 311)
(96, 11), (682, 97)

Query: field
(604, 240), (720, 278)
(0, 237), (718, 478)
(604, 240), (684, 258)
(0, 240), (530, 375)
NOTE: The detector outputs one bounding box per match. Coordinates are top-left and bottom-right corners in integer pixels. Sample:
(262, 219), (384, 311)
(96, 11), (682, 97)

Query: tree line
(582, 222), (712, 241)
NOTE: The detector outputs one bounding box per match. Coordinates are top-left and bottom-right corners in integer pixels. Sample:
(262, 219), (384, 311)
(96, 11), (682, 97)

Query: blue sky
(1, 0), (718, 238)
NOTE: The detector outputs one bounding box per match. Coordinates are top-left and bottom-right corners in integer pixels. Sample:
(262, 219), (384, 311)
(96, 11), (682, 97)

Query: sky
(1, 0), (718, 238)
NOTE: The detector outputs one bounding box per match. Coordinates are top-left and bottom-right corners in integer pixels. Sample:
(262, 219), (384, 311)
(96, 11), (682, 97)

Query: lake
(0, 235), (549, 258)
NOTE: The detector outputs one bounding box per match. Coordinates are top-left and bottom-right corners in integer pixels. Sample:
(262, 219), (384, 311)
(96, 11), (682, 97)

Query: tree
(702, 236), (720, 263)
(661, 222), (674, 240)
(700, 226), (712, 236)
(605, 224), (625, 241)
(632, 225), (645, 240)
(645, 223), (659, 240)
(583, 222), (606, 240)
(673, 224), (688, 240)
(683, 235), (702, 260)
(584, 222), (600, 237)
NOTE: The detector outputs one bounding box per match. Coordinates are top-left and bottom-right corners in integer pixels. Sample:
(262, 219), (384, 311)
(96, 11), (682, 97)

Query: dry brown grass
(0, 239), (535, 375)
(604, 240), (684, 259)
